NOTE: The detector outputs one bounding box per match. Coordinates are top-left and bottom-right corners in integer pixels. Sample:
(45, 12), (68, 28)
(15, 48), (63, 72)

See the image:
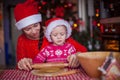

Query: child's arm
(33, 48), (47, 63)
(67, 44), (80, 68)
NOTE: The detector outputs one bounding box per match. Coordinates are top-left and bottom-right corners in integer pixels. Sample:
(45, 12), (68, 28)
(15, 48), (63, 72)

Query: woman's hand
(67, 54), (80, 68)
(18, 58), (32, 71)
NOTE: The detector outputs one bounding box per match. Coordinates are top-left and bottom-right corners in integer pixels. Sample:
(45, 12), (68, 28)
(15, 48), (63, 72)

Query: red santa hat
(14, 0), (42, 30)
(45, 18), (72, 42)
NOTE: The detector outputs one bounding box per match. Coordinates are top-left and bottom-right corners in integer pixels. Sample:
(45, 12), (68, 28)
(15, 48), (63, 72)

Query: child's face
(50, 25), (67, 46)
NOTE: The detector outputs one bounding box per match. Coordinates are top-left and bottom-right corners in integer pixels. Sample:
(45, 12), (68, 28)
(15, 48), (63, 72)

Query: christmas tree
(37, 0), (102, 51)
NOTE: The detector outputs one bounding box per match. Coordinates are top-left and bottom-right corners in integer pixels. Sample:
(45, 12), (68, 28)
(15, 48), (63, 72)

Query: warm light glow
(105, 40), (119, 51)
(51, 8), (54, 11)
(73, 23), (78, 28)
(96, 13), (99, 17)
(97, 23), (100, 27)
(64, 5), (68, 8)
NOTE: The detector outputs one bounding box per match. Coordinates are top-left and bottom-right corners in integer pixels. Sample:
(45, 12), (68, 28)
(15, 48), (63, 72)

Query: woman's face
(50, 25), (67, 46)
(23, 23), (41, 40)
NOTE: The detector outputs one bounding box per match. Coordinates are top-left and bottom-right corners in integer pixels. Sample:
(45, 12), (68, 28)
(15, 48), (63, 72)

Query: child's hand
(67, 54), (80, 68)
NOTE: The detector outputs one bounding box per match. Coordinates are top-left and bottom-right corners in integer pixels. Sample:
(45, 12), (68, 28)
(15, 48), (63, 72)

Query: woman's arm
(16, 35), (32, 71)
(67, 37), (87, 52)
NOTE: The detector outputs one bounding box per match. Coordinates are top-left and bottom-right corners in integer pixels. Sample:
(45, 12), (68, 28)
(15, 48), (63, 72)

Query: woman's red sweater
(17, 34), (87, 62)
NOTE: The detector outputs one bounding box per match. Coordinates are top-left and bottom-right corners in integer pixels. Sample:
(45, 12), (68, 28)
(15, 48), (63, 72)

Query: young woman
(14, 0), (87, 71)
(14, 0), (44, 71)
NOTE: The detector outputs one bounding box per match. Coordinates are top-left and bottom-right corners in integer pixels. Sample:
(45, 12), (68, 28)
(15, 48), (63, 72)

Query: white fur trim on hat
(45, 19), (72, 42)
(15, 14), (42, 30)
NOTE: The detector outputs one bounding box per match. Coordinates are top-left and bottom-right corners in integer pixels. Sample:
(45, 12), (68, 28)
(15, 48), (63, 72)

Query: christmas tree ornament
(55, 6), (64, 18)
(94, 41), (100, 50)
(87, 41), (92, 50)
(46, 9), (51, 18)
(68, 17), (74, 26)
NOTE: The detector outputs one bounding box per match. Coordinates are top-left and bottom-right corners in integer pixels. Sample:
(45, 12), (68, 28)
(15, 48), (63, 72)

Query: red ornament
(38, 6), (42, 10)
(41, 1), (47, 5)
(77, 19), (85, 26)
(96, 9), (99, 13)
(55, 6), (64, 18)
(100, 24), (104, 33)
(68, 3), (72, 7)
(92, 20), (97, 26)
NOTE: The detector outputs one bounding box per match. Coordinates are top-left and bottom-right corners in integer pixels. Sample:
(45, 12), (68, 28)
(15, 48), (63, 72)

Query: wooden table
(0, 68), (98, 80)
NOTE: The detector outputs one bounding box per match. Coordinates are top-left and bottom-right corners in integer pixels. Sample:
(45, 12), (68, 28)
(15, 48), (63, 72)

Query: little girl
(33, 18), (79, 68)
